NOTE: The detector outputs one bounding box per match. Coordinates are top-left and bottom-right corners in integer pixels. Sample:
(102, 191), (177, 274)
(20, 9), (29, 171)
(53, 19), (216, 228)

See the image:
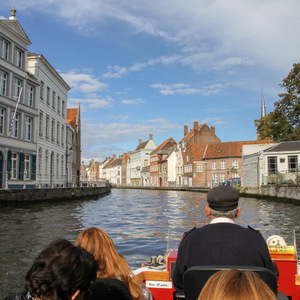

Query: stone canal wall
(0, 186), (111, 205)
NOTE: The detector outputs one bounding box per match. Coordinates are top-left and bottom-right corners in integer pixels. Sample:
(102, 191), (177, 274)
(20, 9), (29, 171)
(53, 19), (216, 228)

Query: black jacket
(173, 223), (274, 290)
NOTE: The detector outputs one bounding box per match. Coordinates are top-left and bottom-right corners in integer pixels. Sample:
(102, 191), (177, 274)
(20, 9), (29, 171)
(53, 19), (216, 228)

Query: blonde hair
(76, 227), (143, 300)
(198, 269), (277, 300)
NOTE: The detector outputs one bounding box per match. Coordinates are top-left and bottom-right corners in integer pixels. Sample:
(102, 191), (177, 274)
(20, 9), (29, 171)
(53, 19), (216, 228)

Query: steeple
(261, 89), (266, 118)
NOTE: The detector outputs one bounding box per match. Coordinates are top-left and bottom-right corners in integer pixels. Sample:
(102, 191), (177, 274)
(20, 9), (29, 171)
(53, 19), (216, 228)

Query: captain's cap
(207, 185), (239, 212)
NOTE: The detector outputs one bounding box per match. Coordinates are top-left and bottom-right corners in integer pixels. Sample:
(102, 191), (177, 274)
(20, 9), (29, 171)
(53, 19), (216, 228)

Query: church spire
(261, 89), (266, 118)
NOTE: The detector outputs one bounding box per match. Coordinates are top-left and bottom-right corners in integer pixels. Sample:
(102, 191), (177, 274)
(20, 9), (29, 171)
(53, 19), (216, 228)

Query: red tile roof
(150, 137), (176, 155)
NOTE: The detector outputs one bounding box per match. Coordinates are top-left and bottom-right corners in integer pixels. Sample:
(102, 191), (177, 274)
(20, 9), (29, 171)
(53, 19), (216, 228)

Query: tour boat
(134, 233), (300, 300)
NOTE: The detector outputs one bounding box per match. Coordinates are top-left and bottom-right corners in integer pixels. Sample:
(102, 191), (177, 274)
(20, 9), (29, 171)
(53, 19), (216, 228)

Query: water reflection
(0, 189), (300, 298)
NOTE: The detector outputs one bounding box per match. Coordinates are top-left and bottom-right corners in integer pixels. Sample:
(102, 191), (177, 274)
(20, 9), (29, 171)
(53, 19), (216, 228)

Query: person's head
(198, 269), (277, 300)
(206, 186), (240, 220)
(25, 238), (97, 300)
(76, 227), (142, 299)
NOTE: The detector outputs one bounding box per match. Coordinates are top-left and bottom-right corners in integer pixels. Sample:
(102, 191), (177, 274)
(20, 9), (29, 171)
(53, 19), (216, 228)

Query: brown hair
(76, 227), (143, 300)
(198, 269), (277, 300)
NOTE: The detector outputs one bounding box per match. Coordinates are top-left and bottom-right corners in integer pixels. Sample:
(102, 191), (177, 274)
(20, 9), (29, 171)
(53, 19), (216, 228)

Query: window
(268, 156), (277, 175)
(0, 107), (4, 135)
(52, 91), (56, 109)
(0, 71), (8, 96)
(24, 116), (33, 141)
(288, 156), (298, 172)
(232, 160), (238, 169)
(39, 111), (43, 136)
(46, 87), (50, 104)
(51, 118), (55, 141)
(197, 164), (202, 172)
(0, 38), (9, 60)
(56, 153), (59, 178)
(212, 161), (217, 170)
(11, 152), (18, 179)
(38, 148), (42, 174)
(40, 81), (44, 100)
(221, 161), (226, 169)
(15, 48), (23, 68)
(220, 173), (226, 183)
(213, 174), (218, 184)
(26, 85), (34, 106)
(24, 154), (30, 179)
(61, 155), (64, 177)
(10, 112), (19, 138)
(45, 115), (49, 139)
(56, 122), (60, 145)
(62, 100), (65, 117)
(57, 96), (61, 113)
(13, 78), (22, 100)
(45, 150), (49, 175)
(61, 125), (64, 146)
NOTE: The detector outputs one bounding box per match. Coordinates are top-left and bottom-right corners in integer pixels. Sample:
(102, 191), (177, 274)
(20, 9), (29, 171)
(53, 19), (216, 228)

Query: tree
(255, 63), (300, 141)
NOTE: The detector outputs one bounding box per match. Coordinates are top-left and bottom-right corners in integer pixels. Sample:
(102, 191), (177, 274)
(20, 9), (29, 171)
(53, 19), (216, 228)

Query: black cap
(207, 186), (239, 212)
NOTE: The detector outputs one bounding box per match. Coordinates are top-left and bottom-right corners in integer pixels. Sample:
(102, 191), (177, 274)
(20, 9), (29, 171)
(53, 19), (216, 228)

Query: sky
(1, 1), (300, 163)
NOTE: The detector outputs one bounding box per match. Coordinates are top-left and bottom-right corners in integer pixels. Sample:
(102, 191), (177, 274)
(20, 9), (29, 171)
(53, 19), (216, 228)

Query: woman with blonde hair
(76, 227), (144, 300)
(198, 269), (277, 300)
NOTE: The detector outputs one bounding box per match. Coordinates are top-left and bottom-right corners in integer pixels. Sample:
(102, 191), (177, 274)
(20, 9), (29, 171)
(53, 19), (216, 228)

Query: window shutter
(7, 150), (11, 180)
(19, 152), (24, 180)
(31, 154), (36, 180)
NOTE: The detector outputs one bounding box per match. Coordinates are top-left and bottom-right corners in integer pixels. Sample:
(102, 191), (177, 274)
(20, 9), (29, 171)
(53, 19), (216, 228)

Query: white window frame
(197, 164), (202, 172)
(11, 112), (19, 138)
(221, 160), (226, 169)
(0, 107), (4, 135)
(38, 147), (42, 174)
(26, 85), (34, 106)
(232, 160), (238, 169)
(220, 173), (226, 183)
(0, 71), (8, 96)
(16, 48), (23, 68)
(47, 87), (50, 104)
(45, 150), (49, 175)
(45, 115), (49, 139)
(56, 122), (60, 145)
(24, 116), (33, 141)
(24, 154), (30, 180)
(1, 38), (9, 60)
(56, 153), (59, 178)
(213, 174), (218, 184)
(51, 118), (55, 142)
(39, 111), (43, 136)
(13, 78), (22, 100)
(40, 81), (44, 100)
(212, 161), (217, 170)
(11, 152), (18, 179)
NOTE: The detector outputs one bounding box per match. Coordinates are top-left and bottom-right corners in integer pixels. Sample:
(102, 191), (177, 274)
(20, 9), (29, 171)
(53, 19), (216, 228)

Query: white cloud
(60, 70), (108, 93)
(121, 98), (144, 105)
(69, 96), (114, 109)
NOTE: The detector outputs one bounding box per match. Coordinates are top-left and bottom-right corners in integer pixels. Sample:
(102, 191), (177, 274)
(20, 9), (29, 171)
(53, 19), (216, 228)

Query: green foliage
(255, 63), (300, 141)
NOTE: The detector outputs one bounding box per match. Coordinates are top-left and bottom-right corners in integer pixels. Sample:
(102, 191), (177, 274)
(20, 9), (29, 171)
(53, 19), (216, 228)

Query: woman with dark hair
(76, 227), (145, 300)
(4, 239), (97, 300)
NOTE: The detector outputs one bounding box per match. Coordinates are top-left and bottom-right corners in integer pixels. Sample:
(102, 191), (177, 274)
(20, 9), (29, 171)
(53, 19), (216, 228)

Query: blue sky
(1, 1), (300, 163)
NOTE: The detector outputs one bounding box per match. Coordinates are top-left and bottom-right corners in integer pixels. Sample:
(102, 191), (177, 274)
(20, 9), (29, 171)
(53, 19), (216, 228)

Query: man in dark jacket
(172, 185), (274, 291)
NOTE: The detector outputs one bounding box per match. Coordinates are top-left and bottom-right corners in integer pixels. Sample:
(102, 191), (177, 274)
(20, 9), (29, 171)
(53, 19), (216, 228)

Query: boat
(134, 232), (300, 300)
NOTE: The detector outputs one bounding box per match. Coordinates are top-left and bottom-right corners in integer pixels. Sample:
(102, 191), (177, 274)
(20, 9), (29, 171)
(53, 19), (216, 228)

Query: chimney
(113, 154), (116, 160)
(138, 139), (142, 144)
(149, 134), (153, 140)
(184, 125), (188, 136)
(211, 126), (215, 135)
(194, 121), (198, 129)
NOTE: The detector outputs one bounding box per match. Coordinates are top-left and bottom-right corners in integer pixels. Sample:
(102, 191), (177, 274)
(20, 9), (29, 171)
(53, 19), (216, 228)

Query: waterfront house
(0, 9), (39, 189)
(66, 103), (81, 186)
(242, 141), (300, 187)
(130, 134), (156, 186)
(27, 53), (70, 188)
(150, 137), (176, 186)
(121, 152), (130, 185)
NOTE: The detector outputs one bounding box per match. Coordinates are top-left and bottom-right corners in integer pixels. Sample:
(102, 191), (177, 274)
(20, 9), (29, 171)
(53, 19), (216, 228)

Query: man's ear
(236, 207), (241, 218)
(206, 205), (211, 217)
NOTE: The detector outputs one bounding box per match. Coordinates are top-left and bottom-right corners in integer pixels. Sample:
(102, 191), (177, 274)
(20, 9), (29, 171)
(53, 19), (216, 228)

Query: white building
(166, 148), (177, 186)
(130, 134), (156, 186)
(0, 9), (39, 189)
(27, 53), (70, 188)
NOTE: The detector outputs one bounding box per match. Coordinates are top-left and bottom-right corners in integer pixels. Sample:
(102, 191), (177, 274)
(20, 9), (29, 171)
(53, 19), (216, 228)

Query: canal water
(1, 188), (300, 298)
